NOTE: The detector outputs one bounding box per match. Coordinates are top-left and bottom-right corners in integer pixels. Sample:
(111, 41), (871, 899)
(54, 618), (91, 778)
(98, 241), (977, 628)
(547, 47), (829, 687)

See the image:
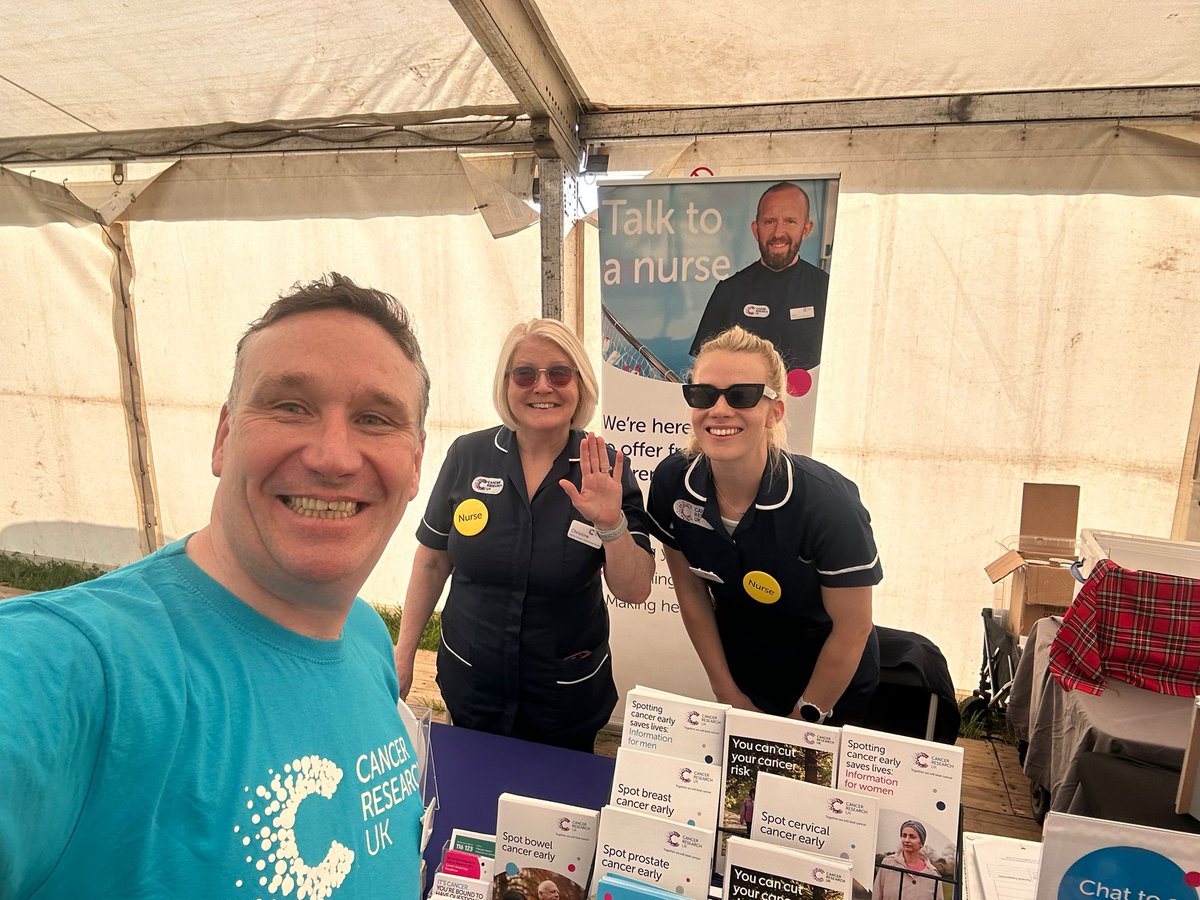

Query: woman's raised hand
(559, 432), (625, 532)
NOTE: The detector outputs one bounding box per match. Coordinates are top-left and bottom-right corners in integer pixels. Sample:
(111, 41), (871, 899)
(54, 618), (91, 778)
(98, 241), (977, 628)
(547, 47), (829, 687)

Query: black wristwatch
(796, 696), (830, 724)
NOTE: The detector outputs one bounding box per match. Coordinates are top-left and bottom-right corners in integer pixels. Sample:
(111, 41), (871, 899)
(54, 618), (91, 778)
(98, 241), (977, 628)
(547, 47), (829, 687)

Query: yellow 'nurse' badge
(743, 570), (781, 604)
(453, 498), (488, 536)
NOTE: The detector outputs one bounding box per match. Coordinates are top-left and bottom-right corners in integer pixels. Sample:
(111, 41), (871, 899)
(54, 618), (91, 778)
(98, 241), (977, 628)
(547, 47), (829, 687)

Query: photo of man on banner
(689, 181), (829, 402)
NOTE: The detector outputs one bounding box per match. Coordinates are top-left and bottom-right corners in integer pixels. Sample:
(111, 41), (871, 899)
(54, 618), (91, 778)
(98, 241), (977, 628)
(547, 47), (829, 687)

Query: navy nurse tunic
(416, 426), (653, 742)
(647, 450), (883, 717)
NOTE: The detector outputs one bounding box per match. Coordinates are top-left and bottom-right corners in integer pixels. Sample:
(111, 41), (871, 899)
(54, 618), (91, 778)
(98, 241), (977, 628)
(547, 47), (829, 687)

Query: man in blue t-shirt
(0, 273), (431, 899)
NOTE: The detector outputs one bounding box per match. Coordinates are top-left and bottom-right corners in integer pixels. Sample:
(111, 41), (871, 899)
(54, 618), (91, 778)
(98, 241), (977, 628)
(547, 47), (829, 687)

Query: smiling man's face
(751, 185), (813, 271)
(205, 308), (424, 628)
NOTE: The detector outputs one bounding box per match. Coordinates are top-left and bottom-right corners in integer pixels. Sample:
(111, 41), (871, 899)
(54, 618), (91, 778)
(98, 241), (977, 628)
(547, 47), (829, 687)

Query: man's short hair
(756, 181), (812, 221)
(227, 272), (431, 430)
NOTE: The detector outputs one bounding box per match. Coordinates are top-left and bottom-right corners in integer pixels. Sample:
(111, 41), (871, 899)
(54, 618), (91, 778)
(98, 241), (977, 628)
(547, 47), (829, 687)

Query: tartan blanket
(1049, 556), (1200, 695)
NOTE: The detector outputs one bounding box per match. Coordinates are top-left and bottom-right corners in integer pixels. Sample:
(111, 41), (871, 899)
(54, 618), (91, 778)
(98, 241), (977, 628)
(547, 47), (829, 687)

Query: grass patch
(0, 552), (108, 594)
(958, 709), (991, 740)
(411, 695), (446, 714)
(957, 699), (1017, 743)
(374, 604), (442, 652)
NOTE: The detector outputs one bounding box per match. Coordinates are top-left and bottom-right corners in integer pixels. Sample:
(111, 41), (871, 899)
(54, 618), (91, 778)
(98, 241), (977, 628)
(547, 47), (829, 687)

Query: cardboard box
(985, 483), (1080, 637)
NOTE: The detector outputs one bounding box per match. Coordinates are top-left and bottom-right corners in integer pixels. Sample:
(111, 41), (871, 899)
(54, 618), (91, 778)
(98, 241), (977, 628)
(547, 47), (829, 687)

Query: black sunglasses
(682, 383), (778, 409)
(508, 365), (576, 388)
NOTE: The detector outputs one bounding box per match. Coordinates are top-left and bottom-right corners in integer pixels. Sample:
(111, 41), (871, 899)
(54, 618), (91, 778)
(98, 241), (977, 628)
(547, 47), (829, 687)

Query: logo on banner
(471, 476), (503, 494)
(743, 304), (770, 318)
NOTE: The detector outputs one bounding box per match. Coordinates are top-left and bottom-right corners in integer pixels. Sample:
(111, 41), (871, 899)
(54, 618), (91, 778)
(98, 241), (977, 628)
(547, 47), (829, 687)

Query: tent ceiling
(2, 0), (1198, 164)
(2, 0), (518, 138)
(537, 0), (1200, 108)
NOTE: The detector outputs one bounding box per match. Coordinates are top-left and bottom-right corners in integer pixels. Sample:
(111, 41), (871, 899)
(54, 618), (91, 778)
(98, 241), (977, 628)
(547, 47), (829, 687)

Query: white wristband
(595, 511), (628, 543)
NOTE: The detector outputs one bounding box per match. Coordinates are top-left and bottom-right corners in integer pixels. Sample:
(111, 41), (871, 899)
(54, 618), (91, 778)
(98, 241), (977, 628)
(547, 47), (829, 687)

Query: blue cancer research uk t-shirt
(0, 539), (423, 900)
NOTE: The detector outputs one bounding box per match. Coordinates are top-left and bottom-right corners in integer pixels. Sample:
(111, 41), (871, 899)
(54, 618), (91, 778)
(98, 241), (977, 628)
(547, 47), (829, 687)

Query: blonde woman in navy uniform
(394, 318), (654, 750)
(647, 326), (881, 726)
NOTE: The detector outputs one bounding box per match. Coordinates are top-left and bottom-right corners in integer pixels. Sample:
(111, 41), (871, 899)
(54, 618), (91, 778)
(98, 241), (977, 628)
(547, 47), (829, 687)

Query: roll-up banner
(598, 175), (841, 705)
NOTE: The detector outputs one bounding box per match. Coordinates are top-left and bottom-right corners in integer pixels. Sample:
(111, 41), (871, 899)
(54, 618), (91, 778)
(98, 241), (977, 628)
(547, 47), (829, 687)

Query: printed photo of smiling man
(689, 181), (829, 382)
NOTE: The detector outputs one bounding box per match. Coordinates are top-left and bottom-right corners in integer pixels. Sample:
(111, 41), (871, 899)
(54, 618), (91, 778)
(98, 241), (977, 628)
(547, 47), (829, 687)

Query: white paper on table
(963, 832), (1041, 900)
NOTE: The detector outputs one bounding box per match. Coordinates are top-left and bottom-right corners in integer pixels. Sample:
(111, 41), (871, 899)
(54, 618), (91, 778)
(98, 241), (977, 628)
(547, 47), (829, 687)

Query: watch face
(799, 703), (822, 723)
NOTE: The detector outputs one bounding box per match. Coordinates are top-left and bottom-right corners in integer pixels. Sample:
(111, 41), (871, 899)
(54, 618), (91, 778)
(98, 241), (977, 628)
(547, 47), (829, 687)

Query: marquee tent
(2, 0), (1199, 690)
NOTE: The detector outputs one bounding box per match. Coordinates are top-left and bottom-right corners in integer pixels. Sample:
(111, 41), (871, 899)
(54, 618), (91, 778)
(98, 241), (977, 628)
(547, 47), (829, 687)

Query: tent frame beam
(449, 0), (584, 166)
(448, 0), (588, 319)
(0, 119), (534, 165)
(580, 86), (1200, 141)
(6, 87), (1195, 167)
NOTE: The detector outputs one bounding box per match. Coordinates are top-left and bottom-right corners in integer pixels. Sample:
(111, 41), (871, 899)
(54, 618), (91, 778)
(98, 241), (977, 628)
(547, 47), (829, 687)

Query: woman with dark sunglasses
(647, 326), (882, 726)
(394, 318), (654, 750)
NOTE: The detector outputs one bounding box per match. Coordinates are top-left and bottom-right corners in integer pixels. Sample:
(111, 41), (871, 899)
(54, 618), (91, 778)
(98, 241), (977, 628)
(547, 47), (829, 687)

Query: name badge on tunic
(790, 306), (815, 320)
(743, 570), (782, 604)
(453, 498), (488, 536)
(743, 303), (770, 318)
(567, 519), (603, 548)
(689, 567), (724, 584)
(471, 476), (504, 494)
(673, 500), (713, 530)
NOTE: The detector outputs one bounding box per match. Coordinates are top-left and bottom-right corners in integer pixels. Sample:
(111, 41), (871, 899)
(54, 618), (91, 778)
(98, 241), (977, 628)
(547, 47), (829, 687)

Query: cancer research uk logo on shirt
(673, 500), (711, 528)
(472, 476), (504, 495)
(232, 743), (419, 899)
(743, 303), (770, 318)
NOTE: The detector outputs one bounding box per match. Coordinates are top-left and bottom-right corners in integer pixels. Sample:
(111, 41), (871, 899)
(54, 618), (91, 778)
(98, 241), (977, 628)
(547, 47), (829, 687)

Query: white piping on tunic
(755, 459), (793, 509)
(422, 517), (450, 537)
(440, 633), (473, 667)
(818, 553), (880, 576)
(555, 653), (611, 685)
(683, 455), (708, 502)
(682, 453), (794, 509)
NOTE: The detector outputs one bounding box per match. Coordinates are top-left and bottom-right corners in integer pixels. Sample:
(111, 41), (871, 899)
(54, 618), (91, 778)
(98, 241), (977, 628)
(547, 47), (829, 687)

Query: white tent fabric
(5, 1), (1198, 148)
(0, 150), (540, 604)
(3, 2), (1199, 691)
(540, 0), (1200, 107)
(1, 0), (517, 140)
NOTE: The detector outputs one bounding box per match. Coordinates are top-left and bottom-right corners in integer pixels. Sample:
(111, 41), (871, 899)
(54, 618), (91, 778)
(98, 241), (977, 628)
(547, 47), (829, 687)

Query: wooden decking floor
(407, 649), (1044, 843)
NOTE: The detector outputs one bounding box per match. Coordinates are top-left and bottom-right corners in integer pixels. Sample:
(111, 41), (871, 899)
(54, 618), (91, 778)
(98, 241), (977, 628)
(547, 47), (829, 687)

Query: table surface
(1007, 615), (1193, 814)
(423, 722), (616, 891)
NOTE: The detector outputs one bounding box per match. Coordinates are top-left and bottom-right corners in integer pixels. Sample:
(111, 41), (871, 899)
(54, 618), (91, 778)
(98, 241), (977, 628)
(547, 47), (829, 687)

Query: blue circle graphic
(1058, 846), (1195, 900)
